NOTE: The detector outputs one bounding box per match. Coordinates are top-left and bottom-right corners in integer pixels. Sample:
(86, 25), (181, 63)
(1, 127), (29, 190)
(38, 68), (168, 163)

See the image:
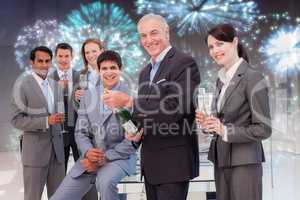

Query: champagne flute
(57, 101), (67, 134)
(203, 92), (214, 117)
(203, 92), (214, 135)
(196, 87), (206, 130)
(79, 74), (88, 90)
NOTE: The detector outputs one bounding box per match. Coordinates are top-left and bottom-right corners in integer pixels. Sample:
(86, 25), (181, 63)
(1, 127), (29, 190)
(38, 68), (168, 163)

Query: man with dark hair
(96, 50), (122, 69)
(50, 50), (137, 200)
(49, 42), (98, 200)
(30, 46), (53, 61)
(11, 46), (65, 200)
(49, 42), (80, 171)
(54, 42), (73, 56)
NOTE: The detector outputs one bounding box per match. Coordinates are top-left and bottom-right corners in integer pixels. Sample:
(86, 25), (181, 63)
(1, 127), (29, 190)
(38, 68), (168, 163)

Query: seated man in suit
(11, 46), (65, 200)
(50, 50), (137, 200)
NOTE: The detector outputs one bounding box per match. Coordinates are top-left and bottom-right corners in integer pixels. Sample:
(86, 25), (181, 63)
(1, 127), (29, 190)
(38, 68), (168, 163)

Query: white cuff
(222, 126), (228, 142)
(46, 117), (49, 129)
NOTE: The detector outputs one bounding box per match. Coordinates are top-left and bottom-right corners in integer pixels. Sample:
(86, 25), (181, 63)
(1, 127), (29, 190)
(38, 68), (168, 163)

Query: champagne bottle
(114, 108), (138, 135)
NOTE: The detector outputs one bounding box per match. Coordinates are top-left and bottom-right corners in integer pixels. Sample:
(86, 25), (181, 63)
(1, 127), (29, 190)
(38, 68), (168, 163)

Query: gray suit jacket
(11, 73), (64, 167)
(69, 81), (137, 178)
(49, 69), (80, 128)
(208, 61), (272, 167)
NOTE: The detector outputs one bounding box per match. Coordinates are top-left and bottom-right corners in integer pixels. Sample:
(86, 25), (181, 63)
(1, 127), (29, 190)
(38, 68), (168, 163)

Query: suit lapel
(212, 79), (223, 117)
(52, 70), (60, 82)
(49, 77), (59, 113)
(29, 75), (49, 111)
(140, 64), (152, 97)
(151, 47), (175, 84)
(219, 61), (248, 112)
(68, 69), (76, 122)
(146, 48), (175, 96)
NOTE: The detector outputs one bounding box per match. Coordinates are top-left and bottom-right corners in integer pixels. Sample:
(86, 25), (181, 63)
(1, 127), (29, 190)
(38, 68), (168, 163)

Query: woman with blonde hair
(75, 38), (104, 101)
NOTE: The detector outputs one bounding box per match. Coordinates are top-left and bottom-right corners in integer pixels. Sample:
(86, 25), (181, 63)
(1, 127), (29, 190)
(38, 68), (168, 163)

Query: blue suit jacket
(69, 81), (137, 178)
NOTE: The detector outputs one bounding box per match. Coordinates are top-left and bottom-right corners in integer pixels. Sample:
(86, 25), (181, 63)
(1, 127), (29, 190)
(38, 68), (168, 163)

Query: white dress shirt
(57, 68), (73, 99)
(88, 65), (99, 89)
(217, 58), (243, 141)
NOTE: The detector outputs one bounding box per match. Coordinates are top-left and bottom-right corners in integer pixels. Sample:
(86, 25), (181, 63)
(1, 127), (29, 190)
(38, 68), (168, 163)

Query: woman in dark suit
(196, 24), (272, 200)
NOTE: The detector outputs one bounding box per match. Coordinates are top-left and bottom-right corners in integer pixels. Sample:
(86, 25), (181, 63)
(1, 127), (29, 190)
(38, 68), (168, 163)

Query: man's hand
(80, 158), (99, 173)
(85, 148), (105, 163)
(125, 128), (143, 142)
(102, 89), (133, 109)
(75, 89), (84, 101)
(48, 113), (64, 125)
(59, 80), (68, 89)
(97, 155), (107, 167)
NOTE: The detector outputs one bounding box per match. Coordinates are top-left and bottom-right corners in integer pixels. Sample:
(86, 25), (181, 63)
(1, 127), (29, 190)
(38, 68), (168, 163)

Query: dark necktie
(62, 72), (69, 129)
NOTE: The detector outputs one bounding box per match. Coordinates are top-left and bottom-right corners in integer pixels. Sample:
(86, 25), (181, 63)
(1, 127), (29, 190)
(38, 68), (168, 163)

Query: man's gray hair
(137, 13), (169, 31)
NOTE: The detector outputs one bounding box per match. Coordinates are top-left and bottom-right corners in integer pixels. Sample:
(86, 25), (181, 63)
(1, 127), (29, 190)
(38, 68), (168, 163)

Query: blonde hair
(81, 38), (104, 74)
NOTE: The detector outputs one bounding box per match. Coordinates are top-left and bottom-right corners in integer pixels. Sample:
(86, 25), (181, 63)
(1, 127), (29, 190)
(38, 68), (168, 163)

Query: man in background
(49, 43), (98, 200)
(49, 43), (80, 171)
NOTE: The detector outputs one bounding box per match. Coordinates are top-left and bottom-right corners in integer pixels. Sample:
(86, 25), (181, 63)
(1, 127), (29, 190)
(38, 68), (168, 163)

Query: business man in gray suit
(49, 43), (80, 171)
(11, 46), (65, 200)
(50, 50), (137, 200)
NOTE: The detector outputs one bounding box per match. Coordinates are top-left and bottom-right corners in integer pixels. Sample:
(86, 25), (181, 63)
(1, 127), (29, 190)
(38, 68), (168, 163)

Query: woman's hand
(195, 111), (206, 126)
(202, 116), (225, 136)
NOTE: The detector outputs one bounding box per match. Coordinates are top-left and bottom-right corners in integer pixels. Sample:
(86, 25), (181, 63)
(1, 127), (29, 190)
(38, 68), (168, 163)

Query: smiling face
(31, 50), (52, 78)
(207, 35), (239, 68)
(56, 48), (72, 71)
(84, 42), (104, 69)
(99, 60), (121, 89)
(138, 18), (170, 60)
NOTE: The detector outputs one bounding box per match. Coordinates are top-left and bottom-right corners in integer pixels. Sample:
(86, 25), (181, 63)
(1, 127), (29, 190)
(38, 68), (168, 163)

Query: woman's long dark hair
(206, 24), (249, 62)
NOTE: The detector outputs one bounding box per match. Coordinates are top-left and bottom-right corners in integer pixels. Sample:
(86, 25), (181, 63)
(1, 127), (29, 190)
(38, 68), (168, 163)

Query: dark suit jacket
(49, 69), (80, 147)
(208, 61), (272, 168)
(133, 47), (201, 184)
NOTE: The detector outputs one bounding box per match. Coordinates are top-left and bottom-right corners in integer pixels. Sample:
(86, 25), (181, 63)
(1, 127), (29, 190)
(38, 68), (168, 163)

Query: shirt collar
(150, 46), (172, 66)
(88, 65), (97, 73)
(218, 58), (243, 85)
(57, 68), (72, 79)
(32, 71), (47, 86)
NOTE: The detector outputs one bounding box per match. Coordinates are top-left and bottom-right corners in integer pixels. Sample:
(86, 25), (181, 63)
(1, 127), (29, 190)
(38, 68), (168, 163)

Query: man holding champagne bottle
(50, 50), (137, 200)
(126, 14), (201, 200)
